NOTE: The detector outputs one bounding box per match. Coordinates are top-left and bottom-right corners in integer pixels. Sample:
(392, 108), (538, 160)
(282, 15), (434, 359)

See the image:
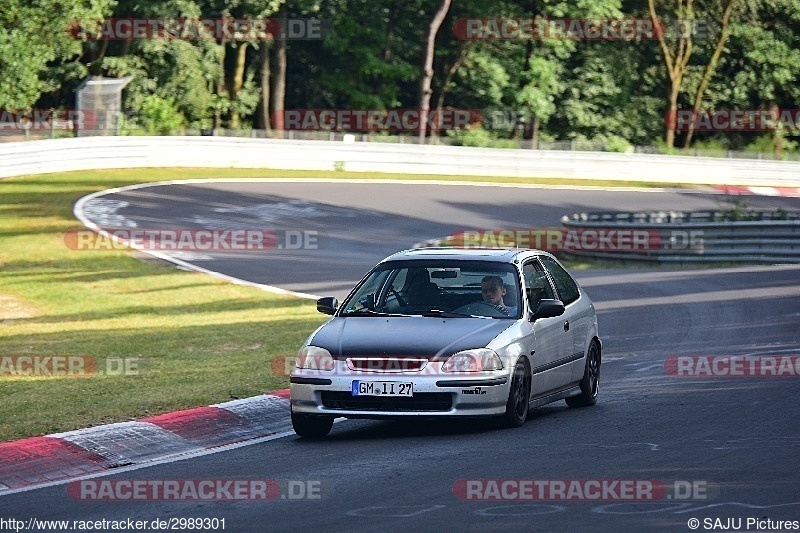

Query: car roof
(381, 247), (551, 264)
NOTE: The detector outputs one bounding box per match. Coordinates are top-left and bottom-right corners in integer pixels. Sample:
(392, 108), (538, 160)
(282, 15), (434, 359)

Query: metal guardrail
(561, 211), (800, 263)
(6, 128), (799, 162)
(1, 136), (800, 186)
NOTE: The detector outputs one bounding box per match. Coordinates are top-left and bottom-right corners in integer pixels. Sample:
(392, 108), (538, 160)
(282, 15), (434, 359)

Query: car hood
(309, 316), (513, 360)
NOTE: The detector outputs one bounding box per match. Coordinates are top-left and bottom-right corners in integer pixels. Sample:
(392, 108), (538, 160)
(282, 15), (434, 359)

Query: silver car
(289, 248), (601, 438)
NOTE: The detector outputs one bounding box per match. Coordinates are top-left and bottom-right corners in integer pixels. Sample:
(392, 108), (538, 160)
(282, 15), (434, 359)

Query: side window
(380, 269), (408, 312)
(539, 256), (580, 305)
(522, 260), (555, 312)
(346, 269), (391, 311)
(389, 269), (408, 292)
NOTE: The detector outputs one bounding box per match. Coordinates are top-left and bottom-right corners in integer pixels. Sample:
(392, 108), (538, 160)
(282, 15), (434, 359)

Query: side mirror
(316, 296), (339, 315)
(529, 299), (565, 321)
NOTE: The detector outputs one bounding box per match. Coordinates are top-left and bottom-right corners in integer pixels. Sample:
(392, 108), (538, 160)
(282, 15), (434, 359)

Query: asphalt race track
(72, 180), (800, 297)
(2, 180), (799, 532)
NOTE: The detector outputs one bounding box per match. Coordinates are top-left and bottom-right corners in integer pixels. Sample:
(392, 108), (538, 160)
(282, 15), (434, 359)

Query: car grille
(345, 357), (428, 372)
(321, 391), (452, 412)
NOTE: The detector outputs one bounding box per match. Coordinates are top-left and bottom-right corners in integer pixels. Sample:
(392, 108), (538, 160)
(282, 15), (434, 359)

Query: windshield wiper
(341, 309), (408, 317)
(420, 309), (487, 318)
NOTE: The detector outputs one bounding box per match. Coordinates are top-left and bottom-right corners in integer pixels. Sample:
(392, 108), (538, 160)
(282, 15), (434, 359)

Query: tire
(291, 410), (334, 438)
(499, 358), (531, 428)
(566, 340), (600, 408)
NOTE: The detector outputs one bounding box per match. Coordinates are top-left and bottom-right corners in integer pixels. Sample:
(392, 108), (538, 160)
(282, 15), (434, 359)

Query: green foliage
(101, 34), (222, 129)
(691, 137), (729, 151)
(452, 47), (510, 108)
(743, 134), (774, 153)
(0, 0), (115, 109)
(229, 70), (261, 122)
(4, 0), (800, 152)
(516, 56), (562, 123)
(568, 133), (632, 153)
(717, 194), (758, 222)
(743, 133), (799, 155)
(604, 135), (633, 153)
(314, 0), (424, 108)
(138, 94), (184, 135)
(448, 127), (520, 149)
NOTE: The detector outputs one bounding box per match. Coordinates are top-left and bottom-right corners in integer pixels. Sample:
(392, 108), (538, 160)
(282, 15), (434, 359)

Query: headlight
(441, 349), (503, 373)
(295, 346), (335, 371)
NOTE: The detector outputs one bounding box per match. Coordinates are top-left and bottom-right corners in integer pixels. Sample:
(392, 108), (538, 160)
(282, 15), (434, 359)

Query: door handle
(563, 321), (570, 332)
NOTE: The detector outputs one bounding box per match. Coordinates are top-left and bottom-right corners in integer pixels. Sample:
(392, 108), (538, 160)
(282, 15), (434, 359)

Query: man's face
(481, 280), (506, 305)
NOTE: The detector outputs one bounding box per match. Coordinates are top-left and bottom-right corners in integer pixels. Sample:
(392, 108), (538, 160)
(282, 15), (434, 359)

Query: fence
(1, 136), (800, 186)
(2, 127), (799, 162)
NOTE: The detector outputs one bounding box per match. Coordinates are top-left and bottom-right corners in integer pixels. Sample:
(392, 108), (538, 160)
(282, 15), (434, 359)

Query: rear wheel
(499, 358), (531, 428)
(291, 410), (334, 438)
(566, 341), (600, 408)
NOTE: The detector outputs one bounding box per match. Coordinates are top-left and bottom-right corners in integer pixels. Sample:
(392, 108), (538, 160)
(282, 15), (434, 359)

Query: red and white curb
(0, 390), (291, 495)
(714, 185), (800, 197)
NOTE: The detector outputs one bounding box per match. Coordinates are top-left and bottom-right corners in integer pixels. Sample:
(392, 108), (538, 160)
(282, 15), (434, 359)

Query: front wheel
(499, 358), (531, 428)
(291, 410), (334, 438)
(566, 341), (600, 408)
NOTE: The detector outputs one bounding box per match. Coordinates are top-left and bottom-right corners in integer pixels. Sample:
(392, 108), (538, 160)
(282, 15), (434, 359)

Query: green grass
(0, 169), (328, 441)
(0, 167), (695, 441)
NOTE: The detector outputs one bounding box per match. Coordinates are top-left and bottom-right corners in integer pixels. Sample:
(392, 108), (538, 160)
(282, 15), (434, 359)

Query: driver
(481, 276), (517, 316)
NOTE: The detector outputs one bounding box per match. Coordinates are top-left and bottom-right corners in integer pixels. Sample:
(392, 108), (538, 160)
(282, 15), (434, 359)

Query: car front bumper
(289, 369), (511, 419)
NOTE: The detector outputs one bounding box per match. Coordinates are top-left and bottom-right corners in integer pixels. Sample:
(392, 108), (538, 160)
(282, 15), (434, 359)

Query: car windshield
(340, 260), (521, 319)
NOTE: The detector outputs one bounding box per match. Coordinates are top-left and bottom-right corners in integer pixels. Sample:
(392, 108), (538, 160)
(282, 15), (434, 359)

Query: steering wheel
(452, 301), (509, 317)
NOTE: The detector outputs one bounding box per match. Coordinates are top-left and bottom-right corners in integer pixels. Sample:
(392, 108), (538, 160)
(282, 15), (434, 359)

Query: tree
(257, 40), (273, 132)
(716, 0), (800, 154)
(311, 0), (422, 109)
(648, 0), (739, 148)
(551, 42), (663, 147)
(271, 4), (288, 132)
(680, 0), (736, 147)
(0, 0), (114, 110)
(418, 0), (452, 143)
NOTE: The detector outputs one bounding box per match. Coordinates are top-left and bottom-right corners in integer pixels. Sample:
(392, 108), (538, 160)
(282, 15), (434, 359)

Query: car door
(538, 255), (590, 384)
(520, 258), (573, 397)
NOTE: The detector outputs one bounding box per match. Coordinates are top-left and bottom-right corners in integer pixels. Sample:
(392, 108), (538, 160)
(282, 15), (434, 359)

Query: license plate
(352, 380), (413, 397)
